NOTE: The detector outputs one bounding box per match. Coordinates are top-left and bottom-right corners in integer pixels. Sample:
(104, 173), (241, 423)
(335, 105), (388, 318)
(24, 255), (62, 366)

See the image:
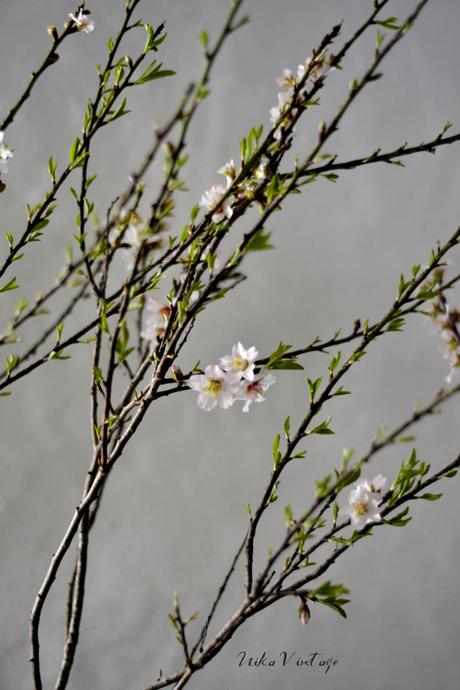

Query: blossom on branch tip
(189, 365), (240, 411)
(199, 184), (233, 223)
(69, 8), (94, 34)
(236, 370), (276, 412)
(219, 342), (258, 381)
(344, 477), (386, 529)
(0, 131), (13, 175)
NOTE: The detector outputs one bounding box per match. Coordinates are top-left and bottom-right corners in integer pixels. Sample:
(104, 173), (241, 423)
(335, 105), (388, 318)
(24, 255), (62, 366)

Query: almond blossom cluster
(270, 51), (335, 141)
(199, 157), (270, 225)
(0, 131), (13, 176)
(344, 474), (386, 529)
(189, 342), (275, 412)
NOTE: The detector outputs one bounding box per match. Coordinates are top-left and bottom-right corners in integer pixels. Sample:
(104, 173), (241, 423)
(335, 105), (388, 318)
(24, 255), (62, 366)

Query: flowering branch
(1, 0), (460, 688)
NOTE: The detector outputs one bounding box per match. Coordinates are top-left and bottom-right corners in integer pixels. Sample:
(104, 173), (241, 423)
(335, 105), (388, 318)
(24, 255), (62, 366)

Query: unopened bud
(171, 364), (184, 384)
(47, 25), (59, 41)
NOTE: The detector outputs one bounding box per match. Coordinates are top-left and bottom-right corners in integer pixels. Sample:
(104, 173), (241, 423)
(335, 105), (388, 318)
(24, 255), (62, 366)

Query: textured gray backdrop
(1, 0), (460, 689)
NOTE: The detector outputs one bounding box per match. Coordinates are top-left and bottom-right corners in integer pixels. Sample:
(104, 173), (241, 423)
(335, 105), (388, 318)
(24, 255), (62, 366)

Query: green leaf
(319, 600), (348, 618)
(336, 464), (361, 492)
(328, 351), (342, 375)
(332, 501), (339, 524)
(5, 230), (14, 248)
(385, 506), (412, 527)
(315, 474), (331, 498)
(69, 137), (81, 164)
(377, 16), (400, 30)
(420, 492), (442, 501)
(0, 276), (19, 293)
(309, 417), (334, 435)
(110, 97), (131, 123)
(47, 156), (58, 183)
(143, 24), (167, 53)
(30, 218), (49, 233)
(48, 350), (71, 361)
(349, 350), (366, 364)
(272, 433), (282, 468)
(307, 376), (322, 403)
(283, 416), (291, 439)
(313, 580), (349, 599)
(386, 316), (405, 332)
(269, 358), (303, 370)
(135, 61), (176, 84)
(199, 30), (209, 50)
(266, 341), (291, 368)
(246, 229), (274, 252)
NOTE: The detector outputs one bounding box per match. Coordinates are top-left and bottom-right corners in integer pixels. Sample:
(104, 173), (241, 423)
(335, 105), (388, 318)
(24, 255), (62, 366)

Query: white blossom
(255, 162), (268, 181)
(236, 370), (276, 412)
(220, 342), (258, 381)
(276, 68), (296, 90)
(199, 184), (233, 223)
(0, 131), (13, 175)
(217, 159), (237, 185)
(69, 9), (95, 34)
(369, 473), (387, 493)
(189, 365), (240, 412)
(140, 297), (171, 342)
(344, 477), (386, 529)
(270, 91), (292, 140)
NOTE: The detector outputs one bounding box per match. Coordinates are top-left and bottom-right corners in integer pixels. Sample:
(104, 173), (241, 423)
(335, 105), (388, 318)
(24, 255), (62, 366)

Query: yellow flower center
(204, 379), (223, 397)
(353, 501), (369, 517)
(233, 356), (248, 371)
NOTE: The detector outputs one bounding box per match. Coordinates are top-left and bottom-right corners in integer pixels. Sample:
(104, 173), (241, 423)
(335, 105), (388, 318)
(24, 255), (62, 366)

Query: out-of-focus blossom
(140, 297), (171, 343)
(200, 184), (233, 223)
(0, 131), (13, 175)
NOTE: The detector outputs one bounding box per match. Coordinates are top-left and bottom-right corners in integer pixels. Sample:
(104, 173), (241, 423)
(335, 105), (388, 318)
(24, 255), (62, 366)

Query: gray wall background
(1, 0), (460, 689)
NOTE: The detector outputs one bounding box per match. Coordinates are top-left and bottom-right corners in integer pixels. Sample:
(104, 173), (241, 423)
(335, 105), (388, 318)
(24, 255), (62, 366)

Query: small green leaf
(283, 416), (291, 439)
(5, 230), (14, 248)
(110, 97), (131, 123)
(199, 30), (209, 50)
(48, 156), (58, 183)
(315, 474), (331, 498)
(307, 376), (322, 403)
(272, 433), (281, 468)
(420, 492), (442, 501)
(309, 417), (334, 435)
(246, 229), (274, 252)
(69, 137), (81, 164)
(385, 506), (412, 527)
(135, 61), (175, 84)
(0, 276), (19, 293)
(336, 464), (361, 492)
